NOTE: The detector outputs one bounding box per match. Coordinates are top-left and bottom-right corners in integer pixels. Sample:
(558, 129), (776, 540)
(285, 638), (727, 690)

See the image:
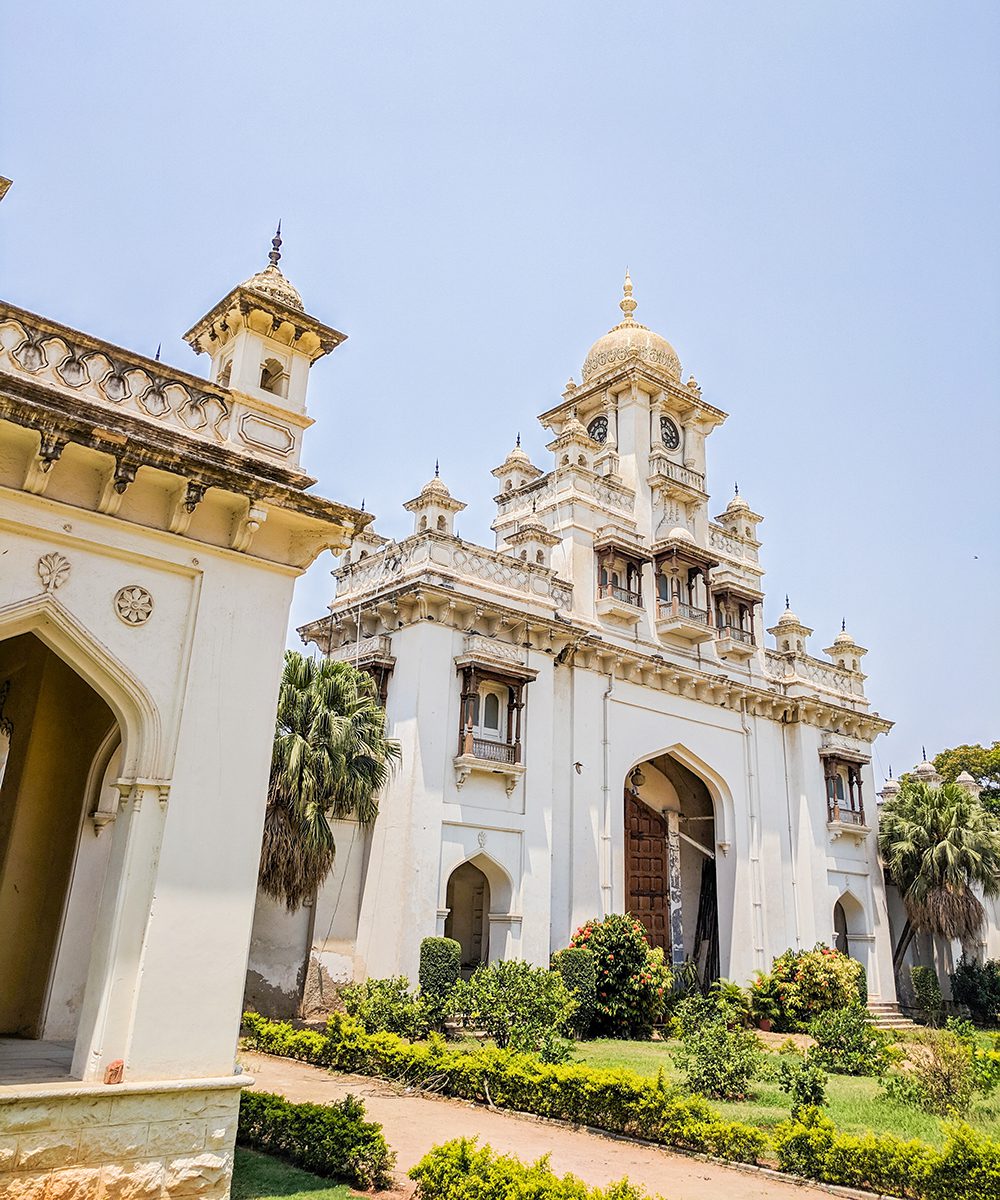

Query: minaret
(184, 225), (346, 420)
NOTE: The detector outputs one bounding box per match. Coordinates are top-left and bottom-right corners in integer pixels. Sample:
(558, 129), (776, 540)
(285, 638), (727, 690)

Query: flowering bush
(568, 914), (671, 1038)
(761, 945), (865, 1031)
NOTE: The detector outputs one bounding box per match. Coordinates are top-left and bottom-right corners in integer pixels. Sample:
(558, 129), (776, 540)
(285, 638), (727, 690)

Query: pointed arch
(0, 593), (162, 779)
(625, 741), (735, 847)
(441, 850), (513, 913)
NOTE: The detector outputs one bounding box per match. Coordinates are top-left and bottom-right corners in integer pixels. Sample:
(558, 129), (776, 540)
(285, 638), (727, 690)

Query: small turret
(767, 597), (813, 655)
(403, 463), (467, 537)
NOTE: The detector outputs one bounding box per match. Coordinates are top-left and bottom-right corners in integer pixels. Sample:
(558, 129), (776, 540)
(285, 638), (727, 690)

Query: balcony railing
(716, 624), (754, 645)
(649, 456), (705, 492)
(657, 598), (710, 624)
(598, 583), (642, 607)
(828, 803), (866, 826)
(470, 737), (517, 764)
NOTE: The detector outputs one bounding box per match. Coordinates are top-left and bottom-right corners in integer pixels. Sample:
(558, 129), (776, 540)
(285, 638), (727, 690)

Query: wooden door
(625, 791), (669, 950)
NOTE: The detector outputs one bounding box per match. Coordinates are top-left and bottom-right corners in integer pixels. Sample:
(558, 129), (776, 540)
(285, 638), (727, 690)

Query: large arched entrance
(0, 632), (121, 1050)
(444, 861), (491, 972)
(624, 753), (720, 989)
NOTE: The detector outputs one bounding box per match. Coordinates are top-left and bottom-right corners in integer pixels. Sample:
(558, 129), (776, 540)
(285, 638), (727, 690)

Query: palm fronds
(259, 651), (401, 909)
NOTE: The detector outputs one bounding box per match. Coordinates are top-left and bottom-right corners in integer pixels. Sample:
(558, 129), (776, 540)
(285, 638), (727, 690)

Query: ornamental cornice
(301, 581), (892, 741)
(539, 369), (727, 430)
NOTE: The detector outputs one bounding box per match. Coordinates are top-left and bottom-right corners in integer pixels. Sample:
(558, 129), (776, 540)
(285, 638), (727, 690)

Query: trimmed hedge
(420, 937), (461, 1010)
(237, 1088), (394, 1189)
(242, 1011), (1000, 1200)
(551, 947), (597, 1038)
(411, 1137), (654, 1200)
(241, 1011), (766, 1164)
(775, 1108), (1000, 1200)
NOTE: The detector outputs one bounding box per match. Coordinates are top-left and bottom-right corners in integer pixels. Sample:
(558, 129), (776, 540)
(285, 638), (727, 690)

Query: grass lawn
(573, 1038), (1000, 1147)
(231, 1148), (355, 1200)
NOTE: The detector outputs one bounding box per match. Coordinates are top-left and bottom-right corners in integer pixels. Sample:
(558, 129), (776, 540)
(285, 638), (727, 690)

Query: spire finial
(734, 481), (739, 496)
(516, 432), (521, 448)
(888, 765), (893, 778)
(154, 342), (161, 362)
(268, 220), (282, 268)
(922, 745), (928, 762)
(619, 268), (637, 322)
(360, 497), (365, 512)
(842, 618), (846, 632)
(785, 594), (790, 610)
(434, 459), (440, 478)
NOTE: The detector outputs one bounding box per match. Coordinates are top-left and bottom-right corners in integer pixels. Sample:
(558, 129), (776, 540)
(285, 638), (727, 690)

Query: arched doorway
(444, 861), (491, 972)
(0, 632), (120, 1045)
(832, 890), (870, 989)
(624, 753), (720, 989)
(834, 900), (849, 956)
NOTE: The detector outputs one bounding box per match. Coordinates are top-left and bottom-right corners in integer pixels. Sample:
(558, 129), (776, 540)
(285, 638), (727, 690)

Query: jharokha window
(824, 757), (865, 825)
(596, 548), (643, 607)
(458, 666), (526, 766)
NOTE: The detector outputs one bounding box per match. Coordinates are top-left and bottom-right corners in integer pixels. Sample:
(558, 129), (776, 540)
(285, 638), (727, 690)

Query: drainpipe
(601, 671), (614, 916)
(780, 719), (803, 950)
(739, 696), (766, 970)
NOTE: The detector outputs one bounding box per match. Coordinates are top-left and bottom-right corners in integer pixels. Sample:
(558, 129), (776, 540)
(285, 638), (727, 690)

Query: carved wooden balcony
(454, 733), (525, 796)
(655, 597), (714, 644)
(714, 623), (756, 660)
(596, 582), (643, 624)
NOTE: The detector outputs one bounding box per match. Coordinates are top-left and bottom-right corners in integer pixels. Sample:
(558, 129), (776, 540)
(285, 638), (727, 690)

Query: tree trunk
(892, 918), (915, 973)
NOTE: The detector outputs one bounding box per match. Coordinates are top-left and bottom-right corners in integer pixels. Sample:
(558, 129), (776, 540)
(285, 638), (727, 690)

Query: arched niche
(440, 851), (516, 970)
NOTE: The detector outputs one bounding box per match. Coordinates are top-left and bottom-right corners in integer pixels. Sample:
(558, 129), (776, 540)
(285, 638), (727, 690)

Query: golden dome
(582, 271), (681, 384)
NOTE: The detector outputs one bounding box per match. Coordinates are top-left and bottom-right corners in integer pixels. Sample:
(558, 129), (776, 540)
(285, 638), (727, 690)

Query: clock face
(660, 416), (680, 450)
(587, 415), (609, 444)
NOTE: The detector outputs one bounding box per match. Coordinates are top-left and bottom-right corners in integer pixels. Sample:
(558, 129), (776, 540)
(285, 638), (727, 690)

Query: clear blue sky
(4, 3), (998, 782)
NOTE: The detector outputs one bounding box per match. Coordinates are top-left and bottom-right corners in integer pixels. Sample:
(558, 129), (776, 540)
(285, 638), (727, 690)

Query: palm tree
(259, 651), (401, 910)
(878, 780), (1000, 973)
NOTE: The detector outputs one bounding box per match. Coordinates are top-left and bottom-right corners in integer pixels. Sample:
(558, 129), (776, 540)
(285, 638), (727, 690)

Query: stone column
(666, 810), (685, 967)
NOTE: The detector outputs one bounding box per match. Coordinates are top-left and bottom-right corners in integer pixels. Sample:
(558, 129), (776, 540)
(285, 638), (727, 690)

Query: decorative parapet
(708, 522), (760, 565)
(460, 633), (531, 672)
(765, 649), (866, 702)
(494, 469), (635, 523)
(328, 634), (393, 664)
(335, 534), (573, 611)
(0, 305), (307, 469)
(820, 731), (873, 762)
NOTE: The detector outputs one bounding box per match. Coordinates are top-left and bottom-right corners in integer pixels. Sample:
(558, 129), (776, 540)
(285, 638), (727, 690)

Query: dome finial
(842, 618), (846, 632)
(734, 481), (739, 495)
(434, 458), (440, 478)
(516, 432), (521, 448)
(154, 342), (161, 362)
(619, 268), (637, 322)
(785, 594), (790, 610)
(268, 220), (282, 269)
(922, 745), (928, 762)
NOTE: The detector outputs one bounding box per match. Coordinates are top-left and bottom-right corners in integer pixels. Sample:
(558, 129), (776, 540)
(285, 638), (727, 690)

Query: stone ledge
(0, 1075), (251, 1103)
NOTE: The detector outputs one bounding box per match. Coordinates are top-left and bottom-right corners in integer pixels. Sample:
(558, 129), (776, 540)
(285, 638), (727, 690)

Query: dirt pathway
(242, 1052), (831, 1200)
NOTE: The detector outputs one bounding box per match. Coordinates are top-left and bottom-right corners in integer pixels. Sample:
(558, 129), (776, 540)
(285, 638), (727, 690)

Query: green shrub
(883, 1028), (978, 1116)
(776, 1107), (1000, 1200)
(808, 1004), (896, 1076)
(551, 948), (596, 1039)
(671, 980), (752, 1037)
(769, 945), (865, 1031)
(420, 938), (461, 1020)
(672, 1017), (762, 1101)
(241, 1011), (766, 1165)
(776, 1051), (828, 1118)
(237, 1089), (394, 1190)
(911, 966), (943, 1025)
(567, 915), (671, 1038)
(451, 959), (576, 1055)
(410, 1138), (653, 1200)
(340, 975), (431, 1039)
(950, 955), (1000, 1025)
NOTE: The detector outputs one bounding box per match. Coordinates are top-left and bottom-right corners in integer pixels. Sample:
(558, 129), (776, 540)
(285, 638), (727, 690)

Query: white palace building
(248, 272), (899, 1012)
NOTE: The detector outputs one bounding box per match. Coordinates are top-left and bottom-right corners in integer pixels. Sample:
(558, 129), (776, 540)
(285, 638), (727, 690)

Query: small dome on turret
(502, 436), (532, 467)
(581, 271), (681, 384)
(562, 410), (591, 439)
(777, 602), (800, 626)
(726, 489), (750, 514)
(240, 224), (304, 311)
(420, 468), (451, 498)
